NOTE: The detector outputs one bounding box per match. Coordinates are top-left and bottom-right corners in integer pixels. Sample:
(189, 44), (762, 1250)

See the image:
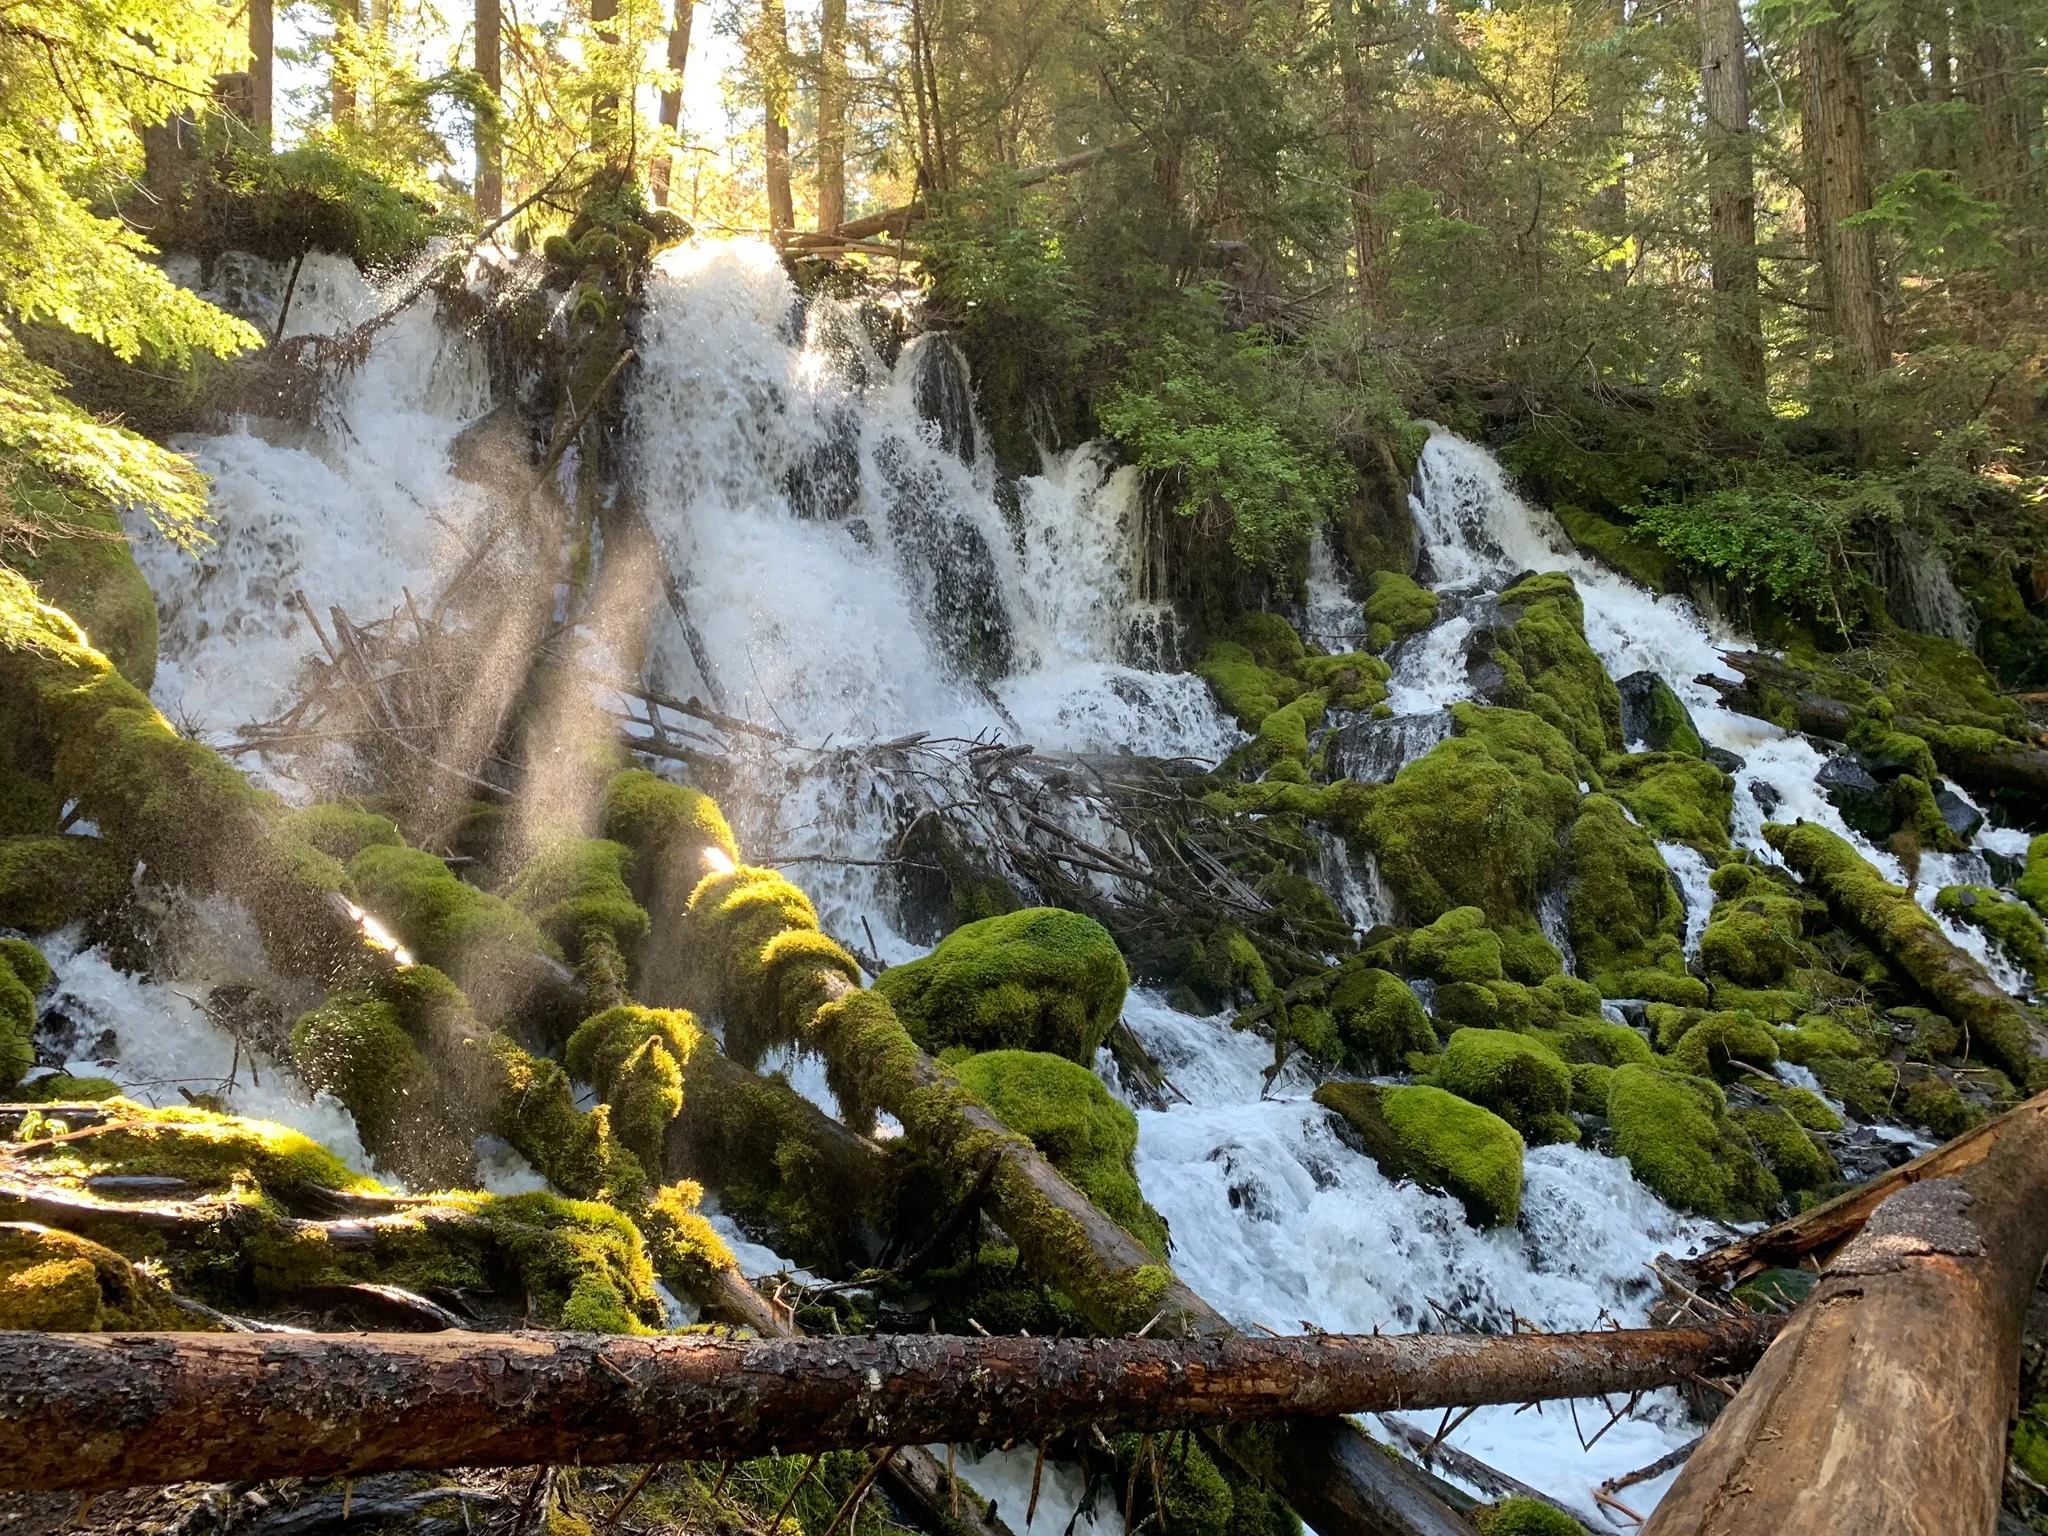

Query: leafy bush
(1629, 480), (1857, 627)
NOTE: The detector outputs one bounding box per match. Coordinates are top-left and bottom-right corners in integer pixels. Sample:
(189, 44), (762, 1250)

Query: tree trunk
(249, 0), (274, 137)
(332, 0), (360, 128)
(475, 0), (502, 219)
(1689, 1089), (2048, 1285)
(816, 0), (848, 230)
(762, 0), (794, 230)
(590, 0), (621, 150)
(1589, 0), (1629, 248)
(1963, 10), (2030, 205)
(0, 1321), (1780, 1494)
(650, 0), (694, 207)
(1329, 0), (1389, 318)
(1698, 0), (1764, 387)
(1801, 8), (1889, 385)
(1641, 1092), (2048, 1536)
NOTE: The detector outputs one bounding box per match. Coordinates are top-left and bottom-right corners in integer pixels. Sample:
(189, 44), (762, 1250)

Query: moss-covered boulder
(0, 832), (129, 933)
(1405, 906), (1504, 982)
(1600, 752), (1731, 852)
(1562, 793), (1704, 1004)
(1730, 1105), (1835, 1195)
(0, 764), (60, 837)
(954, 1050), (1167, 1256)
(1934, 884), (2048, 989)
(1327, 962), (1435, 1069)
(1472, 572), (1623, 759)
(1615, 671), (1704, 757)
(0, 937), (51, 1090)
(1433, 1027), (1577, 1145)
(1364, 571), (1439, 653)
(876, 908), (1129, 1063)
(1606, 1064), (1778, 1219)
(2019, 832), (2048, 918)
(8, 500), (158, 690)
(1665, 1009), (1780, 1080)
(1699, 862), (1810, 995)
(0, 1223), (192, 1331)
(1314, 1081), (1524, 1227)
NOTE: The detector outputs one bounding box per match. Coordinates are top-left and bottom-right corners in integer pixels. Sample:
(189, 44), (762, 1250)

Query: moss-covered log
(1765, 822), (2045, 1087)
(0, 1319), (1783, 1494)
(682, 864), (1476, 1536)
(1642, 1090), (2048, 1536)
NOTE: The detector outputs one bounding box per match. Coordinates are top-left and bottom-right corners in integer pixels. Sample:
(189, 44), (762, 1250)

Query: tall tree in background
(250, 0), (274, 135)
(477, 0), (503, 217)
(1699, 0), (1764, 385)
(761, 0), (794, 228)
(651, 0), (694, 206)
(817, 0), (848, 229)
(1802, 1), (1889, 386)
(1330, 0), (1389, 317)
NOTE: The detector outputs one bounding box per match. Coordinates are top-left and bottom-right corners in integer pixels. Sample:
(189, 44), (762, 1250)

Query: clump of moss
(1699, 863), (1811, 995)
(1105, 1430), (1297, 1536)
(1473, 1499), (1585, 1536)
(1809, 1054), (1900, 1120)
(1327, 962), (1435, 1069)
(2018, 833), (2048, 918)
(1606, 1064), (1778, 1219)
(602, 769), (738, 886)
(7, 499), (159, 690)
(1406, 906), (1505, 982)
(954, 1050), (1167, 1256)
(566, 1005), (698, 1173)
(0, 764), (60, 836)
(1667, 1010), (1780, 1080)
(1934, 885), (2048, 988)
(1186, 925), (1277, 1010)
(1563, 793), (1702, 1005)
(1600, 752), (1731, 852)
(639, 1179), (739, 1298)
(1315, 1081), (1524, 1226)
(0, 937), (51, 1090)
(1364, 571), (1439, 652)
(478, 1191), (666, 1334)
(289, 992), (443, 1175)
(1730, 1105), (1834, 1195)
(0, 832), (129, 933)
(1480, 572), (1623, 758)
(17, 1071), (120, 1101)
(508, 837), (651, 960)
(347, 844), (561, 1023)
(0, 1224), (192, 1331)
(28, 1101), (376, 1197)
(1432, 1028), (1577, 1145)
(1901, 1074), (1986, 1139)
(276, 802), (403, 862)
(876, 908), (1129, 1063)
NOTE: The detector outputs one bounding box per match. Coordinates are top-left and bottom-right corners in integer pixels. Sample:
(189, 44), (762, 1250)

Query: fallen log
(0, 1320), (1781, 1494)
(1688, 1088), (2048, 1285)
(1641, 1089), (2048, 1536)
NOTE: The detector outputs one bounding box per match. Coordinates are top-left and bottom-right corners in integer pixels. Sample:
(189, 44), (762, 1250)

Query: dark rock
(907, 333), (977, 466)
(1616, 670), (1706, 756)
(1933, 784), (1985, 843)
(1325, 710), (1454, 784)
(786, 401), (863, 520)
(1705, 745), (1746, 775)
(1818, 753), (1895, 839)
(1749, 778), (1782, 819)
(1987, 848), (2025, 888)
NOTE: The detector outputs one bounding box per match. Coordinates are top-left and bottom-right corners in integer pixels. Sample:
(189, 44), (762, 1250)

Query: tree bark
(761, 0), (795, 230)
(1329, 0), (1389, 318)
(1689, 1089), (2048, 1285)
(1698, 0), (1764, 387)
(250, 0), (274, 137)
(331, 0), (361, 128)
(1801, 8), (1889, 385)
(1641, 1091), (2048, 1536)
(816, 0), (848, 230)
(475, 0), (502, 219)
(650, 0), (694, 207)
(0, 1321), (1781, 1494)
(590, 0), (621, 149)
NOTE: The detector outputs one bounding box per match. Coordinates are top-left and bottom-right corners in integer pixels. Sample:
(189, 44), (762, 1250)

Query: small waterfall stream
(53, 238), (2045, 1528)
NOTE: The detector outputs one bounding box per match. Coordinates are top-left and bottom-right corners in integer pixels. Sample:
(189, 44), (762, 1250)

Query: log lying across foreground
(1645, 1089), (2048, 1536)
(0, 1320), (1779, 1494)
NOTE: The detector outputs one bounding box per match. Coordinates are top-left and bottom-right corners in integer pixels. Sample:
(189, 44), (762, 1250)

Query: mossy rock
(0, 832), (129, 933)
(0, 1224), (191, 1331)
(7, 500), (158, 690)
(1546, 1018), (1655, 1068)
(954, 1050), (1167, 1256)
(1406, 906), (1505, 983)
(1809, 1054), (1901, 1120)
(876, 908), (1129, 1063)
(1554, 501), (1676, 593)
(1700, 868), (1810, 991)
(1934, 884), (2048, 988)
(1607, 1064), (1778, 1219)
(603, 768), (740, 869)
(0, 765), (60, 837)
(1600, 752), (1731, 852)
(1902, 1075), (1986, 1139)
(1667, 1010), (1779, 1080)
(1479, 572), (1623, 758)
(1730, 1105), (1835, 1194)
(0, 937), (51, 1090)
(2018, 832), (2048, 918)
(1315, 1081), (1524, 1227)
(1473, 1497), (1586, 1535)
(1433, 1028), (1577, 1145)
(1364, 571), (1439, 652)
(1562, 793), (1695, 1002)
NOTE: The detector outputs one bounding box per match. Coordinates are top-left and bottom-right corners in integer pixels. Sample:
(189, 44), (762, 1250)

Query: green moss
(1296, 652), (1391, 713)
(508, 837), (651, 959)
(1363, 571), (1439, 650)
(1934, 885), (2048, 988)
(2018, 833), (2048, 918)
(8, 500), (158, 689)
(1554, 502), (1677, 593)
(1188, 925), (1276, 1008)
(954, 1050), (1168, 1257)
(602, 768), (740, 873)
(1606, 1064), (1778, 1219)
(0, 937), (48, 1090)
(1600, 753), (1731, 852)
(1327, 962), (1435, 1069)
(347, 844), (560, 1021)
(1406, 906), (1505, 982)
(1730, 1106), (1834, 1194)
(639, 1178), (738, 1297)
(0, 765), (60, 836)
(876, 908), (1129, 1063)
(1563, 793), (1697, 1001)
(1902, 1075), (1986, 1139)
(1485, 572), (1624, 758)
(1433, 1027), (1577, 1145)
(1568, 1061), (1614, 1112)
(1473, 1498), (1585, 1536)
(1700, 869), (1809, 992)
(276, 802), (403, 862)
(2012, 1399), (2048, 1489)
(1767, 822), (2039, 1083)
(289, 994), (440, 1168)
(1669, 1011), (1780, 1080)
(1197, 641), (1301, 732)
(1772, 1014), (1869, 1064)
(566, 1005), (697, 1172)
(0, 832), (129, 933)
(0, 1224), (190, 1331)
(1549, 1018), (1655, 1067)
(1314, 1081), (1524, 1227)
(39, 1102), (377, 1197)
(1809, 1054), (1901, 1119)
(1751, 1078), (1843, 1132)
(18, 1071), (120, 1101)
(480, 1191), (665, 1333)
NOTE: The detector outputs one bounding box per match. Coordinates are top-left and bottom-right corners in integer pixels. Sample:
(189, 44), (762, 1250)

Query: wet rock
(1818, 753), (1893, 838)
(1325, 709), (1454, 784)
(786, 401), (863, 520)
(1933, 783), (1985, 843)
(1749, 778), (1782, 819)
(1705, 745), (1746, 775)
(1617, 670), (1705, 756)
(907, 333), (977, 466)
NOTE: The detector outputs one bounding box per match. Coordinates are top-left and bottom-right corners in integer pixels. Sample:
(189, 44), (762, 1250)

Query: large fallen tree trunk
(1641, 1089), (2048, 1536)
(0, 1320), (1780, 1494)
(1688, 1088), (2048, 1285)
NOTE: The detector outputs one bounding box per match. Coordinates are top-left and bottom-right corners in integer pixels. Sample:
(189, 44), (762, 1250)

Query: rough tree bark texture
(1329, 0), (1389, 318)
(816, 0), (848, 230)
(475, 0), (502, 219)
(1802, 8), (1889, 385)
(1690, 1089), (2048, 1285)
(651, 0), (694, 207)
(0, 1322), (1780, 1494)
(249, 0), (273, 135)
(1697, 0), (1763, 387)
(761, 0), (795, 230)
(1642, 1091), (2048, 1536)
